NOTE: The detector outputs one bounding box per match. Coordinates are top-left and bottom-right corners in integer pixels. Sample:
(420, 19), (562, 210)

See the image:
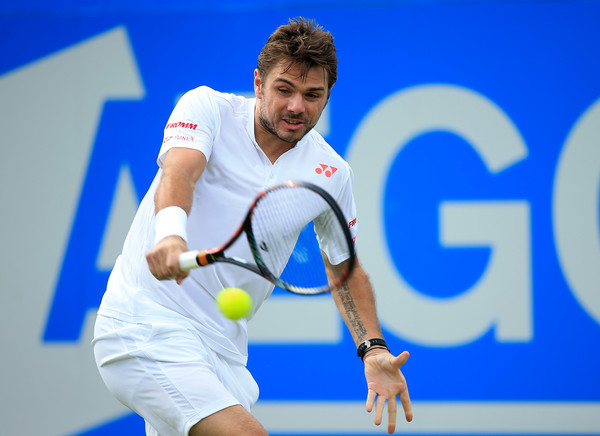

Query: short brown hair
(257, 17), (338, 90)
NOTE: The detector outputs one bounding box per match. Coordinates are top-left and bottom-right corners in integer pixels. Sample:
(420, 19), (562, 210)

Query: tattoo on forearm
(337, 283), (368, 341)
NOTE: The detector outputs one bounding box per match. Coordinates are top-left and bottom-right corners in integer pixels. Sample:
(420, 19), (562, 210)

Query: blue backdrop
(1, 1), (599, 435)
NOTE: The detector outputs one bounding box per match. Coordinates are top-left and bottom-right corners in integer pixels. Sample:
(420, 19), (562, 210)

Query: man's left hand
(364, 349), (412, 434)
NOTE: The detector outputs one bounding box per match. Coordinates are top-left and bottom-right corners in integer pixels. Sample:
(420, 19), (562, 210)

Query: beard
(258, 104), (315, 144)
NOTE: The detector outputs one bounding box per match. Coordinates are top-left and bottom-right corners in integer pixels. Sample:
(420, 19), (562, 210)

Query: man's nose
(287, 93), (305, 113)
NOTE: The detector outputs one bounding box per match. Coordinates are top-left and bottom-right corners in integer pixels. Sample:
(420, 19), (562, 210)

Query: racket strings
(250, 185), (351, 294)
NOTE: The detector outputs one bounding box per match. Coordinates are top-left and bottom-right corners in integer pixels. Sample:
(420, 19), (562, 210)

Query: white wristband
(154, 206), (188, 245)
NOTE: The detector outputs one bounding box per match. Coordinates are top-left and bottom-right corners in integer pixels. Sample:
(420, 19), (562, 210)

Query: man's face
(254, 61), (329, 145)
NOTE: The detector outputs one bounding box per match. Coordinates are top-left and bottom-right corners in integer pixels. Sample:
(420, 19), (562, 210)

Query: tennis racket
(179, 181), (356, 295)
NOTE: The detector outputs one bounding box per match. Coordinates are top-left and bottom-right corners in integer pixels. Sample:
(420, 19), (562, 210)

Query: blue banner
(1, 1), (599, 435)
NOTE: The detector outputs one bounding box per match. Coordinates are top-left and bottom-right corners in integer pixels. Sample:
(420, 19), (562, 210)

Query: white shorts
(92, 314), (259, 436)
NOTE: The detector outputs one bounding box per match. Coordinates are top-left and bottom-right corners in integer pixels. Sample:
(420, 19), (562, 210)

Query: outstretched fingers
(396, 352), (413, 423)
(374, 394), (386, 427)
(399, 384), (413, 422)
(366, 388), (376, 413)
(386, 395), (398, 434)
(393, 350), (410, 368)
(367, 391), (399, 434)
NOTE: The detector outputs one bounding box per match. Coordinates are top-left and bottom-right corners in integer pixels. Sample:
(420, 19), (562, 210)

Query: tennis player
(93, 17), (412, 436)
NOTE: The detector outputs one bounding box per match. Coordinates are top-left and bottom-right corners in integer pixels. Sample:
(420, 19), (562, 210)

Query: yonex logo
(163, 135), (194, 144)
(315, 164), (338, 177)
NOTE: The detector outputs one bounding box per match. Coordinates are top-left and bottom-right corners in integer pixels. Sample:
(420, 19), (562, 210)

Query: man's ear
(254, 69), (263, 99)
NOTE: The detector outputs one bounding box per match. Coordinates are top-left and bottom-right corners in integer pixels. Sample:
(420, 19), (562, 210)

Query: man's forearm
(155, 166), (195, 213)
(331, 260), (384, 345)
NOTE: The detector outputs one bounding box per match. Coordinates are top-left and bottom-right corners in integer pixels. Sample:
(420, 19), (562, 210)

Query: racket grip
(179, 250), (200, 271)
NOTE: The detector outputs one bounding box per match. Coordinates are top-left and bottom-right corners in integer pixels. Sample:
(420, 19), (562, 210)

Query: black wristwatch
(357, 338), (389, 360)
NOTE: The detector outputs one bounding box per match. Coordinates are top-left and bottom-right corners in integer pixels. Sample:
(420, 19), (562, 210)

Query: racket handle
(179, 250), (200, 271)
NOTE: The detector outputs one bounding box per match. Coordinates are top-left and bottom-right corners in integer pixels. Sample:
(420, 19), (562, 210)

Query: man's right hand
(145, 235), (189, 284)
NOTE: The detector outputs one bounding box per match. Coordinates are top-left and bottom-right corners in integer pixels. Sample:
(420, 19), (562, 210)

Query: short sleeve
(157, 86), (220, 167)
(315, 167), (358, 265)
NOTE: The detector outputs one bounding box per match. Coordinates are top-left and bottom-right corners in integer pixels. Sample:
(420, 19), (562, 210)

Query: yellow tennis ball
(216, 288), (253, 320)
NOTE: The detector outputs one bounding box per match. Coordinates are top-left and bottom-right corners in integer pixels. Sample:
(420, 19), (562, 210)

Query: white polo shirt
(98, 86), (357, 364)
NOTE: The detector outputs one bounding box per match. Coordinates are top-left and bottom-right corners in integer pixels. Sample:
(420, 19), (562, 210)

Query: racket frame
(181, 180), (356, 294)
